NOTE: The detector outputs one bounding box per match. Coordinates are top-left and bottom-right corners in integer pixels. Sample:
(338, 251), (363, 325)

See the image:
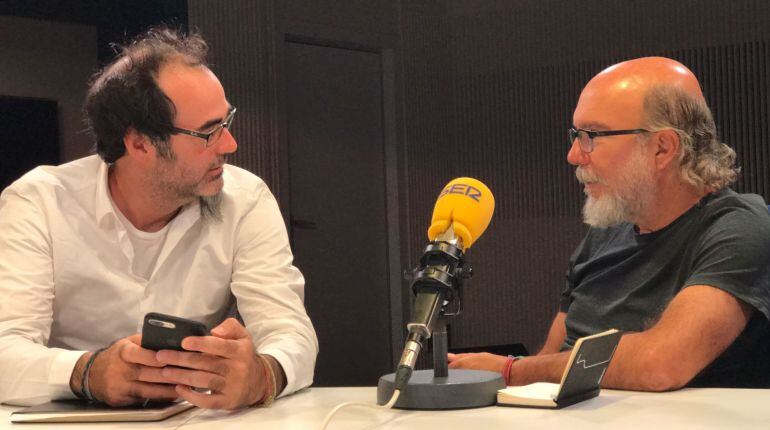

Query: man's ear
(123, 128), (155, 162)
(652, 129), (680, 171)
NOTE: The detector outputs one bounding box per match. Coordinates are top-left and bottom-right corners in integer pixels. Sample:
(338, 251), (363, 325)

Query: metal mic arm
(394, 240), (472, 391)
(406, 241), (467, 335)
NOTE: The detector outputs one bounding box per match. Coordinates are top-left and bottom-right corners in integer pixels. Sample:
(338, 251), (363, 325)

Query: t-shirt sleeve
(684, 202), (770, 320)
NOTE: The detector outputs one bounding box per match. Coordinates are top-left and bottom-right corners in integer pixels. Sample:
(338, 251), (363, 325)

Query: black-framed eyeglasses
(568, 126), (649, 153)
(171, 106), (237, 147)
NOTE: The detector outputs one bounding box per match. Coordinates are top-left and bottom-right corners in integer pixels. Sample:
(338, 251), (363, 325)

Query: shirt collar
(95, 161), (116, 228)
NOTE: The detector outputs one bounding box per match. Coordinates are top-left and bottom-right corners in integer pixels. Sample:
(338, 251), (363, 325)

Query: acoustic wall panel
(188, 1), (283, 198)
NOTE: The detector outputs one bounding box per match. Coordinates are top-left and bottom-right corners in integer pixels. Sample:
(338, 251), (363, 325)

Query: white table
(4, 387), (770, 429)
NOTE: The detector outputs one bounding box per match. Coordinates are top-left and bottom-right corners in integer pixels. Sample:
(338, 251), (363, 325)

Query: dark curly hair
(84, 26), (209, 163)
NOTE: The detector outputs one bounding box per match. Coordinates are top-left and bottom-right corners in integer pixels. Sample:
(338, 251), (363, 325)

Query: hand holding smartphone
(141, 312), (208, 351)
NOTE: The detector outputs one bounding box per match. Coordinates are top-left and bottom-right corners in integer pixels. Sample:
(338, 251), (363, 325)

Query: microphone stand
(376, 241), (505, 409)
(432, 318), (449, 379)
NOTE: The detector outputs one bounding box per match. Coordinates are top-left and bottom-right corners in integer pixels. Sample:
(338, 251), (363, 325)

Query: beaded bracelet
(501, 355), (523, 386)
(82, 348), (106, 403)
(256, 354), (277, 407)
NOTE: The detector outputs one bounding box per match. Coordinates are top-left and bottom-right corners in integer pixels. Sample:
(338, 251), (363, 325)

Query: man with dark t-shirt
(448, 57), (770, 390)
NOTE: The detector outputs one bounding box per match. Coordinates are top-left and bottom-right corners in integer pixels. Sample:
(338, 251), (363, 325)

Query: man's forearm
(602, 286), (752, 391)
(599, 332), (691, 391)
(513, 334), (689, 391)
(508, 351), (570, 386)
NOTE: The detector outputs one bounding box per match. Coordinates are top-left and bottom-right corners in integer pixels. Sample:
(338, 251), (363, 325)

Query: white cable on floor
(319, 389), (401, 430)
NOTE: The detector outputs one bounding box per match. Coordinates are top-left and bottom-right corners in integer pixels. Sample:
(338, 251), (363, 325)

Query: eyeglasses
(171, 106), (237, 147)
(568, 126), (649, 153)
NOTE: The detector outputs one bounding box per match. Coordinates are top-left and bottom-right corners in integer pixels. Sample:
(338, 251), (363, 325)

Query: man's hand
(448, 351), (569, 386)
(74, 334), (179, 406)
(447, 352), (507, 372)
(155, 318), (271, 410)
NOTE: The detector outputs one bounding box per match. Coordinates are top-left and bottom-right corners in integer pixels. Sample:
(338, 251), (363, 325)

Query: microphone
(394, 177), (494, 390)
(427, 177), (494, 249)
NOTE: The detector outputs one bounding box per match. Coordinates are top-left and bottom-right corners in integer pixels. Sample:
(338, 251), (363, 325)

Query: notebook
(497, 329), (622, 409)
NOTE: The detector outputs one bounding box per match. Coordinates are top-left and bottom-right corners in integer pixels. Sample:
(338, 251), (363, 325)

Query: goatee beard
(200, 193), (223, 222)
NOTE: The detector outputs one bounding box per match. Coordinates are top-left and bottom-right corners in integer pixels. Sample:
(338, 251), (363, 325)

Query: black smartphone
(140, 312), (209, 351)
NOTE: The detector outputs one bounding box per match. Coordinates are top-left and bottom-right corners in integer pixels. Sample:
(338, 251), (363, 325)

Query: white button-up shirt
(0, 155), (318, 405)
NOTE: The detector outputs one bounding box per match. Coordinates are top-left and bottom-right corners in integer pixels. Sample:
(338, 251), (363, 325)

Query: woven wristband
(82, 348), (106, 403)
(257, 354), (277, 407)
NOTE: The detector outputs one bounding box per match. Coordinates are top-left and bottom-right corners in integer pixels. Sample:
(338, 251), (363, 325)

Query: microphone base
(377, 369), (504, 410)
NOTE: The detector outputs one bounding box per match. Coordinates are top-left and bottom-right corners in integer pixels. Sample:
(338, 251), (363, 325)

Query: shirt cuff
(47, 349), (86, 400)
(259, 348), (299, 398)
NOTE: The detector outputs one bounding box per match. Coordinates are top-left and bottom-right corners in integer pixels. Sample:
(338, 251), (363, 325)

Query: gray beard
(578, 151), (655, 228)
(582, 192), (634, 228)
(199, 193), (223, 222)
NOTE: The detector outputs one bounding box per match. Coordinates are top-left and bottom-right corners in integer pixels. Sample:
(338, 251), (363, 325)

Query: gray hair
(641, 84), (738, 192)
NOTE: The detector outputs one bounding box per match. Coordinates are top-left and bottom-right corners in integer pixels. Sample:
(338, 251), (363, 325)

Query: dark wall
(170, 0), (770, 374)
(0, 0), (188, 65)
(0, 1), (188, 163)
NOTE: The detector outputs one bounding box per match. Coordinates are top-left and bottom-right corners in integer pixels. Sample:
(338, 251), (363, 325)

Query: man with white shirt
(0, 27), (317, 409)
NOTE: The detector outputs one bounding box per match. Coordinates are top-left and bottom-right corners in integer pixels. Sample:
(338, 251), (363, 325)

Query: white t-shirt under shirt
(110, 196), (170, 281)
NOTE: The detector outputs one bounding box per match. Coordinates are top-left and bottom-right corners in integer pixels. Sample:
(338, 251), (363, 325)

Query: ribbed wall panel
(188, 0), (283, 198)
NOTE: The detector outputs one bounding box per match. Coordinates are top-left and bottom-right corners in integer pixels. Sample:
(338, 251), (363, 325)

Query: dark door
(285, 41), (391, 386)
(0, 96), (58, 190)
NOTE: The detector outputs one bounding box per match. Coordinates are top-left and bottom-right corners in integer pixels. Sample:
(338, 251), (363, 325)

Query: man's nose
(567, 139), (589, 166)
(215, 128), (238, 154)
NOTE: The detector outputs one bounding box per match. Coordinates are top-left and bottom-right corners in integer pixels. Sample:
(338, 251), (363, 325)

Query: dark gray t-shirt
(560, 188), (770, 387)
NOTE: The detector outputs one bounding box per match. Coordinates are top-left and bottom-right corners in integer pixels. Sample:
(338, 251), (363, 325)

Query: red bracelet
(501, 355), (522, 386)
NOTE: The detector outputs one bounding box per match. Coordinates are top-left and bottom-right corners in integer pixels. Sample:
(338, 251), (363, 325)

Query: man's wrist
(252, 354), (286, 407)
(69, 352), (92, 398)
(255, 354), (276, 407)
(502, 355), (523, 386)
(267, 355), (287, 396)
(81, 348), (106, 402)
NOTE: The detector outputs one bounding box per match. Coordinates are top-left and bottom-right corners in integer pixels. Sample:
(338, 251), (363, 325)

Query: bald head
(574, 57), (706, 132)
(589, 57), (704, 102)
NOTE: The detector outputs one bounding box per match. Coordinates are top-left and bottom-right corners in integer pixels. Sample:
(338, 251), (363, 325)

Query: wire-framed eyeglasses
(171, 106), (237, 147)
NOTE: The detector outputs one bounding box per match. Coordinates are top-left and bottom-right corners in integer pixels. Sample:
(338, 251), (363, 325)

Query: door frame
(277, 34), (404, 369)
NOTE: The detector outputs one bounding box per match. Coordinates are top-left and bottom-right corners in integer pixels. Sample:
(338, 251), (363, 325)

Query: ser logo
(439, 183), (482, 202)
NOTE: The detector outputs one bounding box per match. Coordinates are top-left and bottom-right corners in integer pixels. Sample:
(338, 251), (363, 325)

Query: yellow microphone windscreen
(427, 177), (494, 249)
